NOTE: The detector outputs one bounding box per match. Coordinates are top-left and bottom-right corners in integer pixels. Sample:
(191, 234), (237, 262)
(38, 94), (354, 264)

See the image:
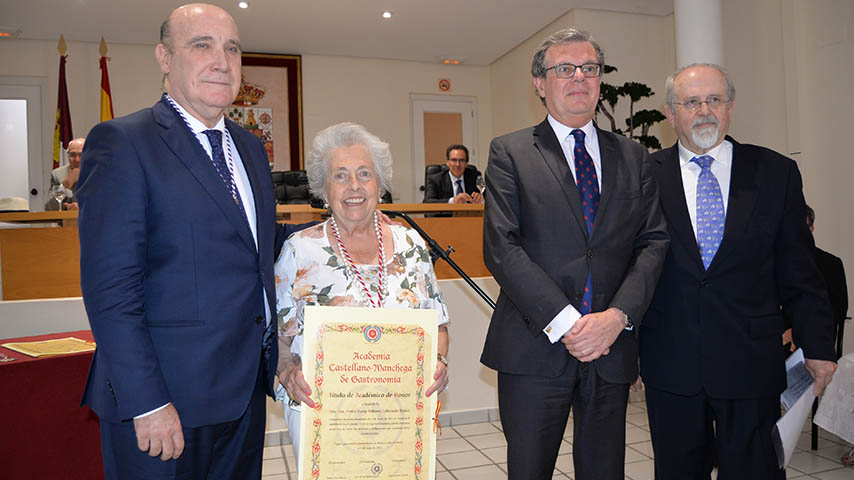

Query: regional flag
(99, 37), (114, 122)
(52, 35), (73, 169)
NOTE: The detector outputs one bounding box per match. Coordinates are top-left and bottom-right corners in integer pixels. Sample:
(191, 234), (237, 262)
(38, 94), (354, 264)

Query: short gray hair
(307, 122), (393, 200)
(531, 27), (605, 79)
(664, 63), (736, 111)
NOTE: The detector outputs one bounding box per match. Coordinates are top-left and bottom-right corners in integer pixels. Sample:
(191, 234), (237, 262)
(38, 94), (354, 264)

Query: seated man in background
(423, 144), (483, 204)
(45, 137), (84, 210)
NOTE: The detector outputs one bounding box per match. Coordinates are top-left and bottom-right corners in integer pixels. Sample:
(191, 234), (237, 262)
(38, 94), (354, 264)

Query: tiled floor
(261, 398), (854, 479)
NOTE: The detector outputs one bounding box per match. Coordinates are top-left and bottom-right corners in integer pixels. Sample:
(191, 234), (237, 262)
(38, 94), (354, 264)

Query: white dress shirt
(542, 116), (601, 343)
(678, 139), (733, 236)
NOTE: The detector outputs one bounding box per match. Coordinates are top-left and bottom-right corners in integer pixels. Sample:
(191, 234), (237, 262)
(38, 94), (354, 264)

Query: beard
(690, 115), (721, 151)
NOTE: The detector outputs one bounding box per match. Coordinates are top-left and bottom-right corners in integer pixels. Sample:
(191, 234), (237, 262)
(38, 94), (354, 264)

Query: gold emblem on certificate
(300, 306), (439, 480)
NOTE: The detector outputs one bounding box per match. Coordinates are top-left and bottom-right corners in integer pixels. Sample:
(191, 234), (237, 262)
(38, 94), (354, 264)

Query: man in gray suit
(46, 137), (84, 210)
(480, 27), (669, 480)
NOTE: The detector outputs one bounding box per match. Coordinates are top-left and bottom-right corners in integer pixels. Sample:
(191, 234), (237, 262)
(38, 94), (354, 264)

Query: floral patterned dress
(275, 220), (449, 407)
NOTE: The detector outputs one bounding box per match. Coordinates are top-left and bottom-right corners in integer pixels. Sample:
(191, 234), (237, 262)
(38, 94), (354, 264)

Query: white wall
(0, 39), (162, 193)
(784, 0), (854, 355)
(0, 39), (492, 204)
(302, 55), (492, 202)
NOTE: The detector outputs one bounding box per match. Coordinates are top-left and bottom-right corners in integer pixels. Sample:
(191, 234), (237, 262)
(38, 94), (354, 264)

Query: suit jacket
(50, 164), (70, 189)
(640, 137), (837, 399)
(815, 247), (847, 326)
(480, 118), (669, 384)
(78, 96), (296, 427)
(423, 167), (480, 203)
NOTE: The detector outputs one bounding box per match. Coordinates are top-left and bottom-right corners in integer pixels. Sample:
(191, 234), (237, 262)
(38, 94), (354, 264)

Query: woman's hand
(425, 360), (448, 397)
(279, 361), (315, 408)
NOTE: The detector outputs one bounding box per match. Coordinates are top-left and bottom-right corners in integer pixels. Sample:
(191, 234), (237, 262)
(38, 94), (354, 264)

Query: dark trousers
(498, 362), (630, 480)
(645, 386), (785, 480)
(99, 365), (267, 479)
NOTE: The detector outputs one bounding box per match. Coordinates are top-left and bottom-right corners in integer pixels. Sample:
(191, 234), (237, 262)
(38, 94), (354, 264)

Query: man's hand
(452, 192), (473, 204)
(781, 328), (796, 352)
(279, 362), (315, 408)
(805, 358), (837, 396)
(64, 202), (79, 211)
(133, 403), (185, 461)
(376, 210), (400, 227)
(470, 192), (484, 204)
(62, 167), (80, 190)
(562, 307), (625, 362)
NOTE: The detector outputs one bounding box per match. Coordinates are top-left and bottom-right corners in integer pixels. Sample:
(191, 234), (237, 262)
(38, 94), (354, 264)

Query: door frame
(410, 94), (477, 202)
(0, 76), (47, 211)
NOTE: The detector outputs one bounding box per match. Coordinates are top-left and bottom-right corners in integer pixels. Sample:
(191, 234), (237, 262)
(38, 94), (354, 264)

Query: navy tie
(692, 155), (724, 270)
(571, 129), (599, 314)
(454, 178), (464, 197)
(203, 129), (247, 219)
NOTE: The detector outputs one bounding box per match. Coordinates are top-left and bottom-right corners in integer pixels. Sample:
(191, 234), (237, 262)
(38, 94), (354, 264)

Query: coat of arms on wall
(228, 76), (275, 165)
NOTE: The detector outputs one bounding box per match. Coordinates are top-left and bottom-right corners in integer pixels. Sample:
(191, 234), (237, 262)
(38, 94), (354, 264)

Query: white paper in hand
(772, 348), (817, 469)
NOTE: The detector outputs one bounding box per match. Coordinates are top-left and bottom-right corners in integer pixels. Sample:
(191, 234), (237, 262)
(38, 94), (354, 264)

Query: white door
(0, 80), (45, 211)
(410, 94), (477, 202)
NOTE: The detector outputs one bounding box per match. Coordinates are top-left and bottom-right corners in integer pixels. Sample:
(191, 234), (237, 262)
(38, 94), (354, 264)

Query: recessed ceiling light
(382, 11), (392, 19)
(238, 1), (249, 8)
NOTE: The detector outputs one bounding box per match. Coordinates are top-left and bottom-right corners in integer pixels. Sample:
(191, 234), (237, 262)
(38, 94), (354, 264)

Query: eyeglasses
(674, 95), (730, 111)
(545, 63), (601, 79)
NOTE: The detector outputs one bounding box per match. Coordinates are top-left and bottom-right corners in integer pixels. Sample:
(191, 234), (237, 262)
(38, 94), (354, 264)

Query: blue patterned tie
(571, 129), (599, 314)
(692, 155), (724, 270)
(454, 178), (463, 197)
(203, 129), (247, 220)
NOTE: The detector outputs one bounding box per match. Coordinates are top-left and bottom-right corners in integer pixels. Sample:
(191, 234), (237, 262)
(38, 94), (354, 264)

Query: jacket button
(586, 249), (593, 258)
(255, 315), (263, 325)
(700, 280), (709, 287)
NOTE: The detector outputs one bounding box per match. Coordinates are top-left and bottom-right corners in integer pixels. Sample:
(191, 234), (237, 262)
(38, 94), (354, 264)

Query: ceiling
(1, 0), (673, 66)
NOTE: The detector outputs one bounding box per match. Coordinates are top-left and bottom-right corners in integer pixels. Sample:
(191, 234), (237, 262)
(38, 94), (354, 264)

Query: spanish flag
(52, 35), (73, 169)
(99, 37), (114, 122)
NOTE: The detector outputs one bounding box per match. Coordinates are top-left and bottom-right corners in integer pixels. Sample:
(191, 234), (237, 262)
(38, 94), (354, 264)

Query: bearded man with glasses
(640, 63), (838, 479)
(480, 27), (669, 480)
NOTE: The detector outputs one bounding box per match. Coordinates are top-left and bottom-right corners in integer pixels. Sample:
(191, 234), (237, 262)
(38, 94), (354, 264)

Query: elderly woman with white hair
(275, 122), (450, 459)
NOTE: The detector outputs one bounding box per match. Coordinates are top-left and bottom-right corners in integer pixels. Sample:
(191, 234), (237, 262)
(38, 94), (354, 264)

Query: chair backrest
(271, 170), (313, 204)
(421, 164), (481, 192)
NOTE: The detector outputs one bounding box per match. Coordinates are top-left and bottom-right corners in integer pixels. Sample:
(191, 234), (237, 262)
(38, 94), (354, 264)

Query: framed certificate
(300, 306), (440, 479)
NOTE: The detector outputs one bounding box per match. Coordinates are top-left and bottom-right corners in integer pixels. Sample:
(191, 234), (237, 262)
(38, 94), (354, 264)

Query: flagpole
(52, 35), (73, 169)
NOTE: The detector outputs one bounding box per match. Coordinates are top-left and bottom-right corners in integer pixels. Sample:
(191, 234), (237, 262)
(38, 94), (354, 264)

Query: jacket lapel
(656, 144), (705, 270)
(153, 97), (256, 252)
(710, 136), (758, 267)
(532, 118), (588, 239)
(593, 127), (617, 237)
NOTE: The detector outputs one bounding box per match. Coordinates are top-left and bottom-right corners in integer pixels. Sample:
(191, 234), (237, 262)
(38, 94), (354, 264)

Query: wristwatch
(617, 308), (633, 329)
(437, 353), (448, 366)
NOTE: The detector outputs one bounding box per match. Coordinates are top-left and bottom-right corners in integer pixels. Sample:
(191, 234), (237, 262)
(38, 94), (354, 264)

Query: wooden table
(0, 330), (104, 479)
(0, 204), (486, 300)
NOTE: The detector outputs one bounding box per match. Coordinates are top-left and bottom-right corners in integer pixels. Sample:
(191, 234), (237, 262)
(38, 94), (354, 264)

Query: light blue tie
(692, 155), (724, 270)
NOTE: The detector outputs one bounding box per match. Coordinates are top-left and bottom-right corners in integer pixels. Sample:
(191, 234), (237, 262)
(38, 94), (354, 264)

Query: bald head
(68, 137), (85, 168)
(160, 3), (237, 53)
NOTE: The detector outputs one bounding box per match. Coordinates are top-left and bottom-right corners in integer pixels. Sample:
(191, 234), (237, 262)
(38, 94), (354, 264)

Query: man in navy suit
(640, 64), (838, 479)
(77, 4), (309, 477)
(423, 144), (483, 204)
